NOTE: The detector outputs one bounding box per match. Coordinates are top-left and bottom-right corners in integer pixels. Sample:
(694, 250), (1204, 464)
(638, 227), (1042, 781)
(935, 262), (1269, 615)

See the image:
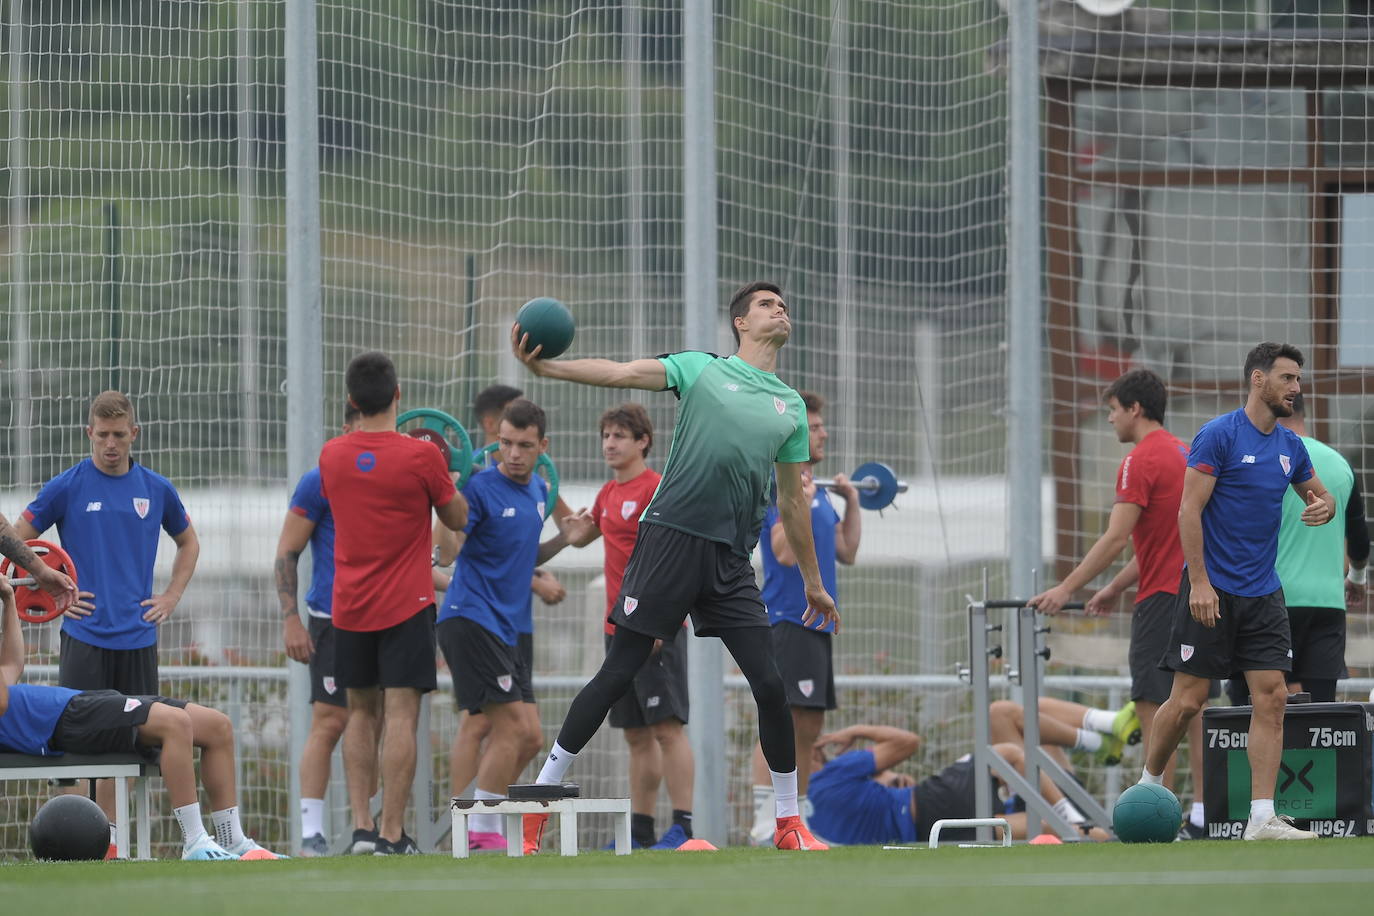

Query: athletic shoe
(599, 838), (647, 851)
(1176, 821), (1207, 841)
(748, 818), (775, 847)
(467, 830), (506, 852)
(1094, 732), (1125, 766)
(1112, 701), (1143, 746)
(522, 813), (549, 855)
(299, 832), (330, 857)
(649, 824), (689, 850)
(348, 826), (380, 855)
(182, 833), (239, 861)
(774, 815), (829, 851)
(226, 837), (287, 860)
(1243, 815), (1316, 841)
(373, 833), (421, 855)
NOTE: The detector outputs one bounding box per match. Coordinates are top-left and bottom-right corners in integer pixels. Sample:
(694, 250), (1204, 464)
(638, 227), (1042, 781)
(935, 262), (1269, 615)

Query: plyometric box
(1202, 702), (1374, 839)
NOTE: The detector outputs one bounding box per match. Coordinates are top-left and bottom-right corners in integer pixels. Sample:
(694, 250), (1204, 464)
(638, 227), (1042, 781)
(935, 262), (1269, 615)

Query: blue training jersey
(1188, 408), (1314, 597)
(760, 489), (841, 633)
(439, 467), (548, 644)
(23, 459), (191, 650)
(288, 468), (336, 617)
(0, 684), (80, 756)
(808, 750), (918, 846)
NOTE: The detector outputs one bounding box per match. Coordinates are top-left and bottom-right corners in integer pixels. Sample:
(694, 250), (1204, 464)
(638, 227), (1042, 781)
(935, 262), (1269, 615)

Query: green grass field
(5, 841), (1374, 915)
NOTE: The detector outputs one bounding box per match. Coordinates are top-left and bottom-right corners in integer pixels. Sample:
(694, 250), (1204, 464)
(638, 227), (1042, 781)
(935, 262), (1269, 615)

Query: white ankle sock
(1139, 767), (1163, 786)
(751, 785), (774, 825)
(109, 822), (118, 846)
(1053, 797), (1086, 824)
(771, 769), (799, 819)
(1249, 799), (1275, 823)
(471, 789), (505, 835)
(1190, 802), (1205, 828)
(1083, 709), (1116, 733)
(536, 742), (577, 784)
(175, 802), (206, 846)
(1073, 729), (1103, 752)
(212, 806), (246, 849)
(301, 798), (324, 838)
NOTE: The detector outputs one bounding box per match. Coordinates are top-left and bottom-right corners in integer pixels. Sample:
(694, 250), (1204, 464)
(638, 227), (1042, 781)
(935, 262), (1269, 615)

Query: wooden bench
(0, 753), (160, 859)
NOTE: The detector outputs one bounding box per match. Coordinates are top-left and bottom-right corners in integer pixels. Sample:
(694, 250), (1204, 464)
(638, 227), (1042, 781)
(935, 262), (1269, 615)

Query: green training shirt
(1275, 436), (1354, 610)
(642, 351), (809, 557)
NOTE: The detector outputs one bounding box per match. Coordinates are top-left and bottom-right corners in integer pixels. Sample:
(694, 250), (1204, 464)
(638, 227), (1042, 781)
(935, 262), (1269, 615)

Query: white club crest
(621, 500), (638, 520)
(497, 674), (514, 693)
(132, 497), (150, 519)
(323, 676), (337, 695)
(123, 698), (142, 712)
(1279, 454), (1291, 476)
(773, 396), (786, 415)
(798, 679), (815, 698)
(1180, 644), (1194, 662)
(623, 596), (639, 616)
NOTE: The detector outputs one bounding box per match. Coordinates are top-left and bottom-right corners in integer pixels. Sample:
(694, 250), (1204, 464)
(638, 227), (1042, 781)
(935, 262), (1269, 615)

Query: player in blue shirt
(749, 391), (861, 844)
(16, 391), (199, 849)
(1140, 343), (1334, 841)
(0, 577), (280, 859)
(805, 723), (1109, 845)
(274, 403), (359, 856)
(433, 399), (572, 849)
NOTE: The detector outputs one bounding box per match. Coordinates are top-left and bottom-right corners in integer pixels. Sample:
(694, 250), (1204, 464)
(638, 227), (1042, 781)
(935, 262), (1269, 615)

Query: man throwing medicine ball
(1139, 343), (1333, 841)
(514, 281), (838, 852)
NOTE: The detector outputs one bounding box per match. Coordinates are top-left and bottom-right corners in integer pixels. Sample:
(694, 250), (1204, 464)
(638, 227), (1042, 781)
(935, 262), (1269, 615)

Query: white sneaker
(1242, 815), (1316, 840)
(225, 836), (287, 859)
(182, 833), (239, 861)
(748, 817), (775, 847)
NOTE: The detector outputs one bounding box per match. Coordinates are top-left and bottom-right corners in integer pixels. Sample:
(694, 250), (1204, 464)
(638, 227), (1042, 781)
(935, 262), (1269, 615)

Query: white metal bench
(449, 796), (632, 858)
(0, 752), (159, 859)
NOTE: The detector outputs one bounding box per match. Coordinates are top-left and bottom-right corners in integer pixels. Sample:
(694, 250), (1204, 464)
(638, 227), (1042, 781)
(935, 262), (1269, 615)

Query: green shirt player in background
(512, 281), (838, 852)
(1226, 393), (1369, 706)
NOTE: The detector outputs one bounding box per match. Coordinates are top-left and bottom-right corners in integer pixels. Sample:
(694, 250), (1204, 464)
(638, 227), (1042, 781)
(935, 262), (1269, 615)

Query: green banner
(1227, 749), (1337, 820)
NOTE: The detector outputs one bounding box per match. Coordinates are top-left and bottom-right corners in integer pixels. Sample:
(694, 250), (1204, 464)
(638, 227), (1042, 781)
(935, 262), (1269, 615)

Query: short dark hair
(1103, 369), (1166, 423)
(1243, 342), (1304, 384)
(1290, 392), (1305, 416)
(728, 281), (782, 345)
(500, 398), (547, 439)
(799, 390), (825, 414)
(600, 402), (654, 458)
(345, 351), (398, 416)
(473, 384), (523, 422)
(343, 402), (362, 424)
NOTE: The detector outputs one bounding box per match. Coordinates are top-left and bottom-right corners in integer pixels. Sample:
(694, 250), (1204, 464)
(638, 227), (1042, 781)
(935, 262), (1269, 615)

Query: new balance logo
(1241, 455), (1256, 464)
(85, 501), (102, 512)
(646, 696), (660, 708)
(724, 383), (739, 391)
(502, 507), (516, 518)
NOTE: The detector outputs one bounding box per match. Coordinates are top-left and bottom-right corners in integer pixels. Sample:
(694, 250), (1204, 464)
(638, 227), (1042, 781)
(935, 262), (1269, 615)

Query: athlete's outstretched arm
(0, 577), (25, 694)
(511, 324), (666, 391)
(1029, 501), (1142, 614)
(776, 461), (838, 632)
(816, 724), (920, 771)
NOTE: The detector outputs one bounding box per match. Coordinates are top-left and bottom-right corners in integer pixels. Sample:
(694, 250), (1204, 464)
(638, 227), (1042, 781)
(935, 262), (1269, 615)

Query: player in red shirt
(562, 403), (695, 849)
(1029, 368), (1209, 835)
(318, 351), (468, 855)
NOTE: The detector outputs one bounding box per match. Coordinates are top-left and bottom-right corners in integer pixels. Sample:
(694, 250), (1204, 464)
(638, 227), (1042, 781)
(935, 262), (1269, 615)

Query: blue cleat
(649, 824), (689, 850)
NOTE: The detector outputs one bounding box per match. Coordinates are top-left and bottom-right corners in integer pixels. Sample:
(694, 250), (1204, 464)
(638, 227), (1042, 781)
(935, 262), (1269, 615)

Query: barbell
(0, 540), (79, 624)
(814, 461), (908, 511)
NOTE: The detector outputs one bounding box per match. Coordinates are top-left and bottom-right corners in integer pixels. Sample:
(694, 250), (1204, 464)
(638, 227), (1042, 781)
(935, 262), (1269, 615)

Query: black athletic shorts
(333, 605), (437, 692)
(606, 626), (690, 729)
(913, 757), (990, 842)
(308, 615), (346, 708)
(58, 632), (158, 696)
(438, 617), (534, 712)
(49, 690), (187, 762)
(608, 523), (769, 641)
(1160, 575), (1291, 680)
(771, 622), (836, 711)
(1225, 605), (1348, 704)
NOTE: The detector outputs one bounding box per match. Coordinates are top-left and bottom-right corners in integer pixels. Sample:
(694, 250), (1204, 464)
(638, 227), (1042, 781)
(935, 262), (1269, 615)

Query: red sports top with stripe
(1114, 428), (1188, 602)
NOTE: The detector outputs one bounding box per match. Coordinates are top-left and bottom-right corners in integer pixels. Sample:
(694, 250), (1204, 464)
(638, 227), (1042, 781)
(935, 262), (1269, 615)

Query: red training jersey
(591, 468), (661, 635)
(1115, 427), (1188, 603)
(319, 430), (457, 632)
